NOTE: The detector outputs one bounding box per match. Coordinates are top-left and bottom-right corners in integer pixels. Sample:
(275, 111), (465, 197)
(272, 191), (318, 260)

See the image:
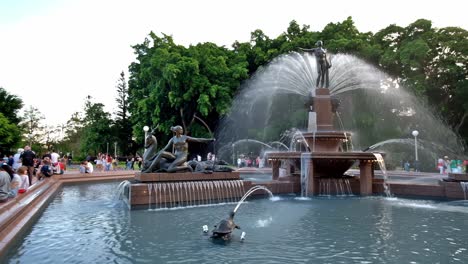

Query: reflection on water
(5, 182), (468, 263)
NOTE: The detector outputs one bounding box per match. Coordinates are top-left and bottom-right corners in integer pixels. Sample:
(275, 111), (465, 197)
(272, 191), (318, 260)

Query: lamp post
(143, 126), (149, 153)
(412, 130), (419, 172)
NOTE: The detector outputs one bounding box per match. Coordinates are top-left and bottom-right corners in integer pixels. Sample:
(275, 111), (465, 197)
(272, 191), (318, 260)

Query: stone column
(306, 159), (315, 196)
(271, 159), (281, 180)
(359, 160), (373, 195)
(314, 88), (334, 131)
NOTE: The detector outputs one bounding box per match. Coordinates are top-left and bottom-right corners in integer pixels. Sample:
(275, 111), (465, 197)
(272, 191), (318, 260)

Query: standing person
(437, 158), (444, 174)
(404, 161), (410, 172)
(12, 148), (23, 171)
(450, 158), (458, 173)
(95, 155), (103, 172)
(105, 155), (112, 171)
(50, 149), (60, 164)
(19, 146), (36, 186)
(444, 156), (451, 173)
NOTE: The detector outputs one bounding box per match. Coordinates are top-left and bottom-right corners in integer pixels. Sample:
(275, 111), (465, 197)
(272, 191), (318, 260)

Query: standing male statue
(300, 40), (332, 89)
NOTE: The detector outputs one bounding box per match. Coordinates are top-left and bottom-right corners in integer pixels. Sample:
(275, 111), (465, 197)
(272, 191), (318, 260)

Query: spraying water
(233, 185), (274, 213)
(373, 153), (392, 197)
(215, 52), (465, 166)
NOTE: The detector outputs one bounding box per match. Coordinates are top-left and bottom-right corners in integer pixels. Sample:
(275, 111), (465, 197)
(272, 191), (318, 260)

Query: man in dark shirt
(20, 146), (36, 185)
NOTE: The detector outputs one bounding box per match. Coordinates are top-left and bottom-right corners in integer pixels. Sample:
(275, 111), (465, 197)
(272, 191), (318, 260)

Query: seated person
(17, 166), (30, 191)
(8, 171), (21, 198)
(58, 159), (66, 174)
(38, 157), (53, 180)
(79, 161), (94, 174)
(0, 164), (11, 202)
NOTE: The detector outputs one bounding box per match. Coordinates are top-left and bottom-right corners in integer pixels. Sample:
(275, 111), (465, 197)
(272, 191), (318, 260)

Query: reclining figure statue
(142, 125), (215, 173)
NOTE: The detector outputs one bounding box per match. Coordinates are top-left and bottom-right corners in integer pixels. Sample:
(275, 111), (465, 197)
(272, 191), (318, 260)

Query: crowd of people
(1, 146), (68, 203)
(437, 156), (468, 174)
(83, 153), (143, 173)
(237, 155), (264, 168)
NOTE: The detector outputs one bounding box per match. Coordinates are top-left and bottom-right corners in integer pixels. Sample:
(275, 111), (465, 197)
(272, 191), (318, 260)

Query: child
(38, 157), (53, 180)
(17, 166), (30, 191)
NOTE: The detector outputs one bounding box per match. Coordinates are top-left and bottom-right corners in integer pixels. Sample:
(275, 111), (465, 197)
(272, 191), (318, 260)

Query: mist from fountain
(215, 52), (465, 166)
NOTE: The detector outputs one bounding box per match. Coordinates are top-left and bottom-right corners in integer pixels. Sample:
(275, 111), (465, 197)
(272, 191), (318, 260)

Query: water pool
(4, 182), (468, 263)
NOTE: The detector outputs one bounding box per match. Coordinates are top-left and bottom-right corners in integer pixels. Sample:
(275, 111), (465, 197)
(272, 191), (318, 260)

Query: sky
(0, 0), (467, 127)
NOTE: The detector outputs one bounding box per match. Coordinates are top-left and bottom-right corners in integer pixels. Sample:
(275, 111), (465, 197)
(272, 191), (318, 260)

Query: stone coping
(448, 173), (468, 182)
(135, 171), (240, 182)
(0, 170), (464, 258)
(0, 171), (134, 258)
(266, 151), (380, 160)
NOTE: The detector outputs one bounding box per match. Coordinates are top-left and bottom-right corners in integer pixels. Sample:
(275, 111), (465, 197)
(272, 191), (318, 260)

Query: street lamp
(143, 126), (149, 153)
(412, 130), (419, 172)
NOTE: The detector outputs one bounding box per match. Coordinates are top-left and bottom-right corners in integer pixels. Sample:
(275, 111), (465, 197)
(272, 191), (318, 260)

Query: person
(38, 157), (53, 180)
(17, 166), (30, 190)
(1, 164), (20, 198)
(12, 148), (23, 171)
(437, 158), (444, 174)
(7, 167), (21, 198)
(20, 146), (36, 186)
(300, 40), (332, 88)
(79, 161), (93, 174)
(58, 158), (66, 174)
(0, 164), (11, 203)
(105, 155), (112, 171)
(450, 158), (458, 173)
(444, 156), (451, 173)
(404, 161), (410, 172)
(42, 151), (51, 160)
(50, 149), (60, 164)
(86, 160), (94, 173)
(144, 125), (215, 173)
(137, 156), (142, 170)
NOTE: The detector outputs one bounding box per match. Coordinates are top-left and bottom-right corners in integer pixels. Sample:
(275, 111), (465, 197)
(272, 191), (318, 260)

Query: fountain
(4, 41), (468, 263)
(123, 125), (277, 209)
(266, 86), (382, 196)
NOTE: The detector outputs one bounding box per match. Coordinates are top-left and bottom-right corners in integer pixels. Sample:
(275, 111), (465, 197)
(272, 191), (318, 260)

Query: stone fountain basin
(266, 151), (378, 178)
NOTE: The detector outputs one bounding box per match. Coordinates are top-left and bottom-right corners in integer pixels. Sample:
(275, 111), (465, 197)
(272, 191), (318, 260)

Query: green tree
(0, 87), (23, 154)
(0, 113), (22, 155)
(20, 106), (44, 145)
(0, 87), (23, 124)
(128, 32), (248, 146)
(80, 96), (117, 157)
(114, 71), (133, 155)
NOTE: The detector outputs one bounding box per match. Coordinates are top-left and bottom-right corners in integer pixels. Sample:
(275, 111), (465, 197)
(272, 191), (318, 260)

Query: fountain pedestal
(267, 88), (381, 196)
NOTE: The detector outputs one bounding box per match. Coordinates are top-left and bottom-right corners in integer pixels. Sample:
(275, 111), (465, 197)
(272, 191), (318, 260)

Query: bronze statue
(142, 125), (215, 173)
(210, 211), (240, 241)
(141, 128), (158, 172)
(300, 40), (332, 88)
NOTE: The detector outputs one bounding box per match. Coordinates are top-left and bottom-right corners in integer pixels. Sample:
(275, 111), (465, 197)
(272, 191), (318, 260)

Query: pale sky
(0, 0), (467, 127)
